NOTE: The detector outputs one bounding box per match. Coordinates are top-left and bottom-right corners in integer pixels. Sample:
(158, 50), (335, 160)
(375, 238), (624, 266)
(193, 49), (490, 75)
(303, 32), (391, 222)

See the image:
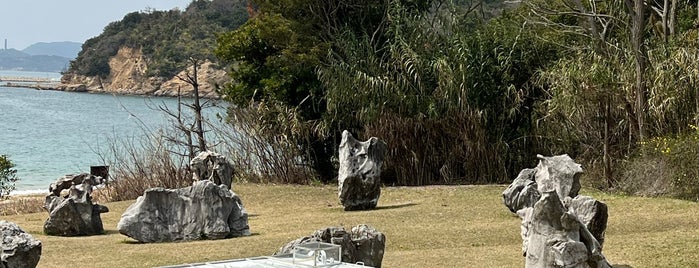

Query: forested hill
(66, 0), (249, 79)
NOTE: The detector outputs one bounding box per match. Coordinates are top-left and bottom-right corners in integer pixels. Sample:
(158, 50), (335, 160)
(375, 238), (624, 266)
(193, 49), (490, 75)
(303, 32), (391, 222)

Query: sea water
(0, 73), (226, 193)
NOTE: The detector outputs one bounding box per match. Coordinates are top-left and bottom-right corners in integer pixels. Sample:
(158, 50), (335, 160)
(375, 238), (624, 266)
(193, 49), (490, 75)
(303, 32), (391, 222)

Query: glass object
(292, 242), (342, 267)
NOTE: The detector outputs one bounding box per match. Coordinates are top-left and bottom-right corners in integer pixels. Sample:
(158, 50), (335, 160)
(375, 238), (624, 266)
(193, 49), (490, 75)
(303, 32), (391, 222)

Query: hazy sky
(0, 0), (193, 50)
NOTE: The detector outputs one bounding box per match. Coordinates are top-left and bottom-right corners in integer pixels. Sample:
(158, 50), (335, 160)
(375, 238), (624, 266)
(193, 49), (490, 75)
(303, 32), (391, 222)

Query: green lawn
(3, 184), (698, 267)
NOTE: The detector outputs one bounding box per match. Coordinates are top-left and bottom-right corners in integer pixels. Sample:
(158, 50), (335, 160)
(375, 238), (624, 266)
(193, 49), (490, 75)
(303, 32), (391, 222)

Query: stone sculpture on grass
(117, 150), (249, 243)
(275, 224), (386, 268)
(1, 221), (42, 268)
(117, 180), (250, 242)
(43, 173), (108, 236)
(338, 130), (387, 211)
(503, 154), (610, 268)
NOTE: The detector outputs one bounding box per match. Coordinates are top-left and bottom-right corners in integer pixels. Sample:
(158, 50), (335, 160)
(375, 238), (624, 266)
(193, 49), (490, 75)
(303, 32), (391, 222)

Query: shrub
(96, 133), (192, 202)
(620, 127), (699, 201)
(0, 155), (19, 199)
(363, 111), (506, 186)
(209, 103), (317, 184)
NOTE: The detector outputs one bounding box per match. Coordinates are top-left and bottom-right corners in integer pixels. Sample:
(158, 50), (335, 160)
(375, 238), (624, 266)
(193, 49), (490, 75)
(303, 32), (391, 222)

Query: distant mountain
(22, 41), (82, 59)
(0, 48), (70, 72)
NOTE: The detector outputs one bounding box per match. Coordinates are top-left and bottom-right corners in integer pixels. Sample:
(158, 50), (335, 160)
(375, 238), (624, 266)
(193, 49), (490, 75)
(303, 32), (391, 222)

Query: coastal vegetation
(0, 155), (19, 198)
(60, 0), (699, 202)
(210, 0), (699, 201)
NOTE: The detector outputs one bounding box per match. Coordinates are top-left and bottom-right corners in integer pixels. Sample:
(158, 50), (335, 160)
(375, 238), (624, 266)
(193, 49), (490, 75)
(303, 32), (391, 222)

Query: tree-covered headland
(68, 0), (249, 78)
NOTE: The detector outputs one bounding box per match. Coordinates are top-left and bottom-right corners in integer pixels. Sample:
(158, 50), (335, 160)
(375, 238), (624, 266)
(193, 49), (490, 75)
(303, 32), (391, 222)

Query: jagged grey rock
(275, 224), (386, 268)
(503, 168), (540, 213)
(190, 151), (234, 190)
(338, 130), (387, 211)
(534, 154), (582, 200)
(1, 221), (42, 268)
(48, 173), (103, 200)
(43, 173), (108, 236)
(117, 180), (250, 243)
(566, 195), (608, 247)
(504, 155), (611, 268)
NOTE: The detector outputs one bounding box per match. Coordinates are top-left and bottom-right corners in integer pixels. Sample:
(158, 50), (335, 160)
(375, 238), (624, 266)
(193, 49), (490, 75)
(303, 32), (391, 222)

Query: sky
(0, 0), (194, 50)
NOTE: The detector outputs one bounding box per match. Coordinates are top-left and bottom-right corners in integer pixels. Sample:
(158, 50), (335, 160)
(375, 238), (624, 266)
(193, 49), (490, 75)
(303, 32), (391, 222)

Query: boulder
(275, 225), (386, 267)
(43, 173), (108, 236)
(117, 180), (250, 243)
(504, 155), (610, 268)
(338, 130), (387, 211)
(190, 151), (234, 190)
(1, 221), (42, 268)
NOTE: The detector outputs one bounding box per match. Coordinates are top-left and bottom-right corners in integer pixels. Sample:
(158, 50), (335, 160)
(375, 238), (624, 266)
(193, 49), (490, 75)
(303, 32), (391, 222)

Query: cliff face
(60, 47), (227, 98)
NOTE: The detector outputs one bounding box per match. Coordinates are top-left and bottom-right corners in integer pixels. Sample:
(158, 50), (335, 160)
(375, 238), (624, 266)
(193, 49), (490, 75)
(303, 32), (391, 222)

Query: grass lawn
(3, 184), (699, 267)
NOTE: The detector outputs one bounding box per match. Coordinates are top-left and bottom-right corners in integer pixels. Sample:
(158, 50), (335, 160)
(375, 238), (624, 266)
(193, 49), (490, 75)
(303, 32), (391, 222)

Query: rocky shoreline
(3, 47), (230, 99)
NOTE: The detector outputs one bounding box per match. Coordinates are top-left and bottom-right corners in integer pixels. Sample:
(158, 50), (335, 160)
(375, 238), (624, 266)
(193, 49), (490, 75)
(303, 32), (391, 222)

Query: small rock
(275, 224), (386, 267)
(190, 151), (234, 190)
(1, 221), (42, 268)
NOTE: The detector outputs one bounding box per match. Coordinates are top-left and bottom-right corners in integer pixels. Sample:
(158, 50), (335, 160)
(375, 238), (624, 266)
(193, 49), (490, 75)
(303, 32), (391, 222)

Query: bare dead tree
(176, 57), (207, 154)
(158, 87), (196, 161)
(155, 57), (212, 163)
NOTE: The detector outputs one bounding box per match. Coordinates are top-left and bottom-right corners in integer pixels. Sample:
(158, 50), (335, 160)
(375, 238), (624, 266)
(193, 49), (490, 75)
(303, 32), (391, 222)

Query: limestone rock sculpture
(190, 150), (234, 190)
(502, 168), (539, 213)
(43, 173), (108, 236)
(504, 154), (611, 268)
(338, 130), (387, 211)
(1, 221), (42, 268)
(117, 180), (250, 243)
(275, 225), (386, 268)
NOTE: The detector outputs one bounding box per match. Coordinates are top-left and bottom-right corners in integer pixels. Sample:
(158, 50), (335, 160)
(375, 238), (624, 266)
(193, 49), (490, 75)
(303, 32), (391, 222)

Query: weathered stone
(567, 195), (608, 247)
(275, 224), (386, 267)
(338, 130), (387, 211)
(506, 155), (611, 268)
(524, 192), (589, 268)
(43, 174), (108, 236)
(117, 180), (249, 243)
(534, 154), (582, 200)
(1, 221), (42, 268)
(43, 197), (107, 236)
(190, 151), (234, 190)
(48, 173), (103, 199)
(503, 168), (540, 213)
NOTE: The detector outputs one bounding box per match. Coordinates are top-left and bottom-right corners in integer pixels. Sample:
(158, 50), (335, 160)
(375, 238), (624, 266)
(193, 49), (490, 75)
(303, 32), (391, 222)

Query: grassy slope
(3, 184), (699, 267)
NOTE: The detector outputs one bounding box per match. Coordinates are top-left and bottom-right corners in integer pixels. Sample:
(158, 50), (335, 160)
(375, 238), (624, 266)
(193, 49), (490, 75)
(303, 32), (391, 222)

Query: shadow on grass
(373, 202), (417, 210)
(103, 229), (120, 235)
(612, 265), (633, 268)
(336, 202), (417, 212)
(364, 202), (417, 211)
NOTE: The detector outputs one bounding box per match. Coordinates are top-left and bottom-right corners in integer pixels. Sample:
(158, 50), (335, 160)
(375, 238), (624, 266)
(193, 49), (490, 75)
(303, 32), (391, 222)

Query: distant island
(0, 41), (81, 72)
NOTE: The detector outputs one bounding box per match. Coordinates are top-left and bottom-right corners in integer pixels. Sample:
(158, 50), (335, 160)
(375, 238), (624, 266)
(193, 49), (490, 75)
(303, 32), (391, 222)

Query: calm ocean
(0, 71), (226, 193)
